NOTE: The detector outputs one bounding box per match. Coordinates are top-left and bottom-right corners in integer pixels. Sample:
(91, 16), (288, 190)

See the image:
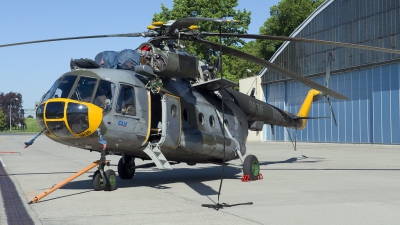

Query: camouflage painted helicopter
(2, 17), (399, 193)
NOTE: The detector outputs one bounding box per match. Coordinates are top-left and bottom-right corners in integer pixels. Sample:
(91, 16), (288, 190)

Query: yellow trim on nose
(43, 98), (103, 137)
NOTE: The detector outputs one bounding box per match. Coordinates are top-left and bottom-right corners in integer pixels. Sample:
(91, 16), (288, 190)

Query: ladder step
(143, 145), (172, 170)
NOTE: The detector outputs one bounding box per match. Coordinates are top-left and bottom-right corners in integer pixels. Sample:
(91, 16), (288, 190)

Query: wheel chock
(241, 174), (251, 182)
(241, 173), (263, 182)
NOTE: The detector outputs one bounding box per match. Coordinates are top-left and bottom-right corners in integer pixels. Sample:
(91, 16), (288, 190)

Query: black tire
(104, 169), (117, 191)
(118, 156), (135, 179)
(243, 154), (260, 181)
(92, 170), (105, 191)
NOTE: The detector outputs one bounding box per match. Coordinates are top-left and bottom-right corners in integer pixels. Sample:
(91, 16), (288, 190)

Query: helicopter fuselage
(36, 67), (304, 164)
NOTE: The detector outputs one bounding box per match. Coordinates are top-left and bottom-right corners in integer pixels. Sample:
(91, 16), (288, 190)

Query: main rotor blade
(0, 33), (143, 48)
(195, 38), (348, 100)
(201, 33), (400, 55)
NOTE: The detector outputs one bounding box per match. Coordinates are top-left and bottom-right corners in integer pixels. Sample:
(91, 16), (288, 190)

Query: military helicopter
(2, 17), (399, 195)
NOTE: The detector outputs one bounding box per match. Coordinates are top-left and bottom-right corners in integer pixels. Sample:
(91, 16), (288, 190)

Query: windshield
(51, 75), (77, 99)
(40, 75), (117, 110)
(70, 76), (97, 102)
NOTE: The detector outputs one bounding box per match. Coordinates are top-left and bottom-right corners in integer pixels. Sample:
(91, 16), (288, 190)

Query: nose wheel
(92, 166), (118, 191)
(104, 169), (117, 191)
(92, 151), (117, 191)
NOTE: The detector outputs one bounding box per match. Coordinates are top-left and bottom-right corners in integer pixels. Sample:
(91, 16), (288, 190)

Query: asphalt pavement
(0, 134), (399, 225)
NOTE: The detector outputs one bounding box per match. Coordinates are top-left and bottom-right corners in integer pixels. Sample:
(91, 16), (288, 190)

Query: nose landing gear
(92, 151), (117, 191)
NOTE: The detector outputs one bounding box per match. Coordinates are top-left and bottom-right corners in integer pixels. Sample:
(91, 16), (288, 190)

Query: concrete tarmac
(0, 134), (399, 225)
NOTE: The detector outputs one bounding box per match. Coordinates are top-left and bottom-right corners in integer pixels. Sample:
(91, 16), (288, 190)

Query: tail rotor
(324, 52), (337, 127)
(326, 95), (337, 127)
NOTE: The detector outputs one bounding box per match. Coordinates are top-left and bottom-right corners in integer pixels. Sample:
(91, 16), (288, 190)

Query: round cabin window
(171, 105), (177, 118)
(209, 115), (215, 127)
(199, 113), (204, 125)
(224, 119), (229, 129)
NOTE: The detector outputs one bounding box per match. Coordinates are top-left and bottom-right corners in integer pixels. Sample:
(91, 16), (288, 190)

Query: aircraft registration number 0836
(78, 130), (92, 137)
(249, 100), (263, 115)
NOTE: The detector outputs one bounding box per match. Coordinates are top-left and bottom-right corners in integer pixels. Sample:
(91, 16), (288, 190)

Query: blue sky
(0, 0), (279, 111)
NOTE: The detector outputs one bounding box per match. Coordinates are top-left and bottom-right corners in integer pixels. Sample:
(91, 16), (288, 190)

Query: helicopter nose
(36, 99), (103, 137)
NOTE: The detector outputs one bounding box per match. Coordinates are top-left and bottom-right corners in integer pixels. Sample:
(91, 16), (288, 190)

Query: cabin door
(158, 93), (181, 149)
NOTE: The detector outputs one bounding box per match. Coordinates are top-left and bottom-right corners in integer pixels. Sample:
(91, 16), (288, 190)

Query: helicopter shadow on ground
(60, 165), (242, 196)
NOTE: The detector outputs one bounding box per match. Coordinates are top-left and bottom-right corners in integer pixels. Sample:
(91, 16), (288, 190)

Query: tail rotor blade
(327, 96), (337, 127)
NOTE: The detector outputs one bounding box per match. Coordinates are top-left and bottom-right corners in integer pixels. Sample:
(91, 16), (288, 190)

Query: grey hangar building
(254, 0), (400, 144)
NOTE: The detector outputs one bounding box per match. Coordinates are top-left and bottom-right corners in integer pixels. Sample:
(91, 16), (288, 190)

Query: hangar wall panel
(264, 62), (400, 144)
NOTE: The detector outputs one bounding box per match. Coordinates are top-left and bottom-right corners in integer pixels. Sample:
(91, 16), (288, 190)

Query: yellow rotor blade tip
(152, 21), (164, 26)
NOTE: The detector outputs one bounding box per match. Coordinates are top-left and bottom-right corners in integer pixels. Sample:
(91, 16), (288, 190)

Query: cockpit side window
(70, 77), (97, 103)
(116, 84), (136, 116)
(52, 75), (77, 99)
(94, 80), (115, 108)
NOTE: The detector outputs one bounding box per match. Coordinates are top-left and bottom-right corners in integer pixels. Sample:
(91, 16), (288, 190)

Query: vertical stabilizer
(296, 89), (322, 130)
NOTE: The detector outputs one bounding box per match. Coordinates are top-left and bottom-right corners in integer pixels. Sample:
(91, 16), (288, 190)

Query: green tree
(258, 0), (324, 60)
(222, 41), (263, 82)
(0, 92), (24, 130)
(0, 109), (7, 131)
(152, 0), (258, 82)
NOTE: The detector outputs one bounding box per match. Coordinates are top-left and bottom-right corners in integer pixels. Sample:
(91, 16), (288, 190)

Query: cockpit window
(52, 76), (77, 99)
(116, 84), (136, 116)
(70, 77), (97, 103)
(41, 78), (61, 102)
(93, 80), (115, 108)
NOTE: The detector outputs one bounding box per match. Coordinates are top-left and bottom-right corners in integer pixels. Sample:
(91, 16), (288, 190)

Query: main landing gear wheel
(243, 154), (260, 181)
(92, 170), (105, 191)
(118, 156), (135, 179)
(104, 169), (117, 191)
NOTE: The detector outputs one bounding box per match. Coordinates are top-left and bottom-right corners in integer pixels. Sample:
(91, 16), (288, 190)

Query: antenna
(202, 16), (253, 211)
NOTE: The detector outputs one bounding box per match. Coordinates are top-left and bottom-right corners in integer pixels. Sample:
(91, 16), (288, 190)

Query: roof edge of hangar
(260, 0), (335, 77)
